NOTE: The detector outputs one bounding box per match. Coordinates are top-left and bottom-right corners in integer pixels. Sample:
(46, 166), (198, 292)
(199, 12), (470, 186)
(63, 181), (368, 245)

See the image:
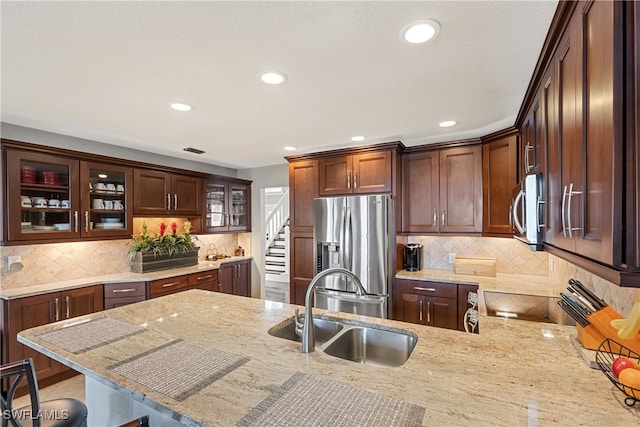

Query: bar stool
(1, 358), (87, 427)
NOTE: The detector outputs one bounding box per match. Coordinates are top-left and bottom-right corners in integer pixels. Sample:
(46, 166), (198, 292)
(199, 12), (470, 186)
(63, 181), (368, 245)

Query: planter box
(130, 248), (200, 273)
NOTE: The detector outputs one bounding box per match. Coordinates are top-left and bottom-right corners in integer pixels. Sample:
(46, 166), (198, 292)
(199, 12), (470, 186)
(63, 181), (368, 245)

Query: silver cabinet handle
(347, 172), (351, 189)
(433, 209), (437, 228)
(427, 300), (431, 323)
(197, 274), (213, 281)
(419, 300), (423, 322)
(415, 287), (436, 292)
(112, 288), (137, 293)
(167, 193), (171, 210)
(174, 194), (178, 210)
(561, 185), (569, 237)
(353, 171), (357, 189)
(441, 210), (446, 228)
(84, 211), (89, 232)
(54, 297), (60, 321)
(65, 295), (70, 319)
(536, 196), (546, 232)
(74, 211), (79, 233)
(525, 142), (534, 173)
(162, 281), (181, 288)
(566, 183), (583, 239)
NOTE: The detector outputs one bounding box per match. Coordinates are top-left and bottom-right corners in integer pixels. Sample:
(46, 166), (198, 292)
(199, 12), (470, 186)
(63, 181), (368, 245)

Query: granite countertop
(18, 290), (639, 426)
(0, 256), (253, 300)
(396, 268), (553, 295)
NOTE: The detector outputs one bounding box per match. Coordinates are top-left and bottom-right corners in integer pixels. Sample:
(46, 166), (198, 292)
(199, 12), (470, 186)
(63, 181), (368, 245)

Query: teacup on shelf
(103, 200), (114, 210)
(113, 201), (124, 210)
(116, 184), (125, 192)
(48, 199), (61, 208)
(61, 200), (70, 208)
(106, 183), (116, 191)
(93, 199), (104, 209)
(94, 183), (106, 191)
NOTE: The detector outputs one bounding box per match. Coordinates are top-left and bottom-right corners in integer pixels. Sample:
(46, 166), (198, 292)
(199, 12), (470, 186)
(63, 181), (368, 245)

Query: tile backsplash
(0, 230), (250, 290)
(406, 235), (639, 316)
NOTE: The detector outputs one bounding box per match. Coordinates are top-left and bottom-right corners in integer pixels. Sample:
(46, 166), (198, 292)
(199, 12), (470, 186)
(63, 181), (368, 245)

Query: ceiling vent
(183, 147), (205, 155)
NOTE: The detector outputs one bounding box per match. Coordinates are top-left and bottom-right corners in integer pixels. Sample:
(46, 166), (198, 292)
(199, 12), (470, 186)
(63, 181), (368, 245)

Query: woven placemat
(108, 339), (249, 401)
(36, 317), (145, 354)
(236, 372), (425, 427)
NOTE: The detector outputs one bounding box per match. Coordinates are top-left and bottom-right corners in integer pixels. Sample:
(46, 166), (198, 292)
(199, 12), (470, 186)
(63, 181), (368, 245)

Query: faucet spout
(300, 267), (366, 353)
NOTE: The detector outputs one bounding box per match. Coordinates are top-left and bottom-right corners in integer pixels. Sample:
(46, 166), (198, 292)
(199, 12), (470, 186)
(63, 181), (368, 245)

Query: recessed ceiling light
(351, 136), (366, 142)
(401, 20), (441, 44)
(170, 103), (193, 112)
(439, 120), (457, 128)
(260, 72), (287, 85)
(284, 146), (297, 151)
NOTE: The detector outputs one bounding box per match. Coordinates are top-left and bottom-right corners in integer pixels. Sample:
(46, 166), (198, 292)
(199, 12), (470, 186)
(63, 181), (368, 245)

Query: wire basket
(595, 338), (640, 407)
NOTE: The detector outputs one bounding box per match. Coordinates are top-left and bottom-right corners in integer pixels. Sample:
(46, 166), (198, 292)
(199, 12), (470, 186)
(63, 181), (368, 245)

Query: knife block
(576, 305), (640, 354)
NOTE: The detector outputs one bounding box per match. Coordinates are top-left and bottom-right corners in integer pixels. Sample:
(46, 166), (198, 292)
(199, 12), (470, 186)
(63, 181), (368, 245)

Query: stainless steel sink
(268, 316), (344, 346)
(323, 326), (417, 367)
(269, 316), (417, 367)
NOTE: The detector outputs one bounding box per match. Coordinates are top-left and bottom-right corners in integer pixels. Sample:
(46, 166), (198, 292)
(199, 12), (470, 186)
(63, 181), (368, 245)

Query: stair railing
(265, 189), (290, 250)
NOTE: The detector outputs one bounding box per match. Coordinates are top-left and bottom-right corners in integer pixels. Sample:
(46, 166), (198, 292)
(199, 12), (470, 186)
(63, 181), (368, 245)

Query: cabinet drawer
(149, 275), (188, 298)
(188, 271), (218, 286)
(104, 281), (146, 299)
(394, 279), (457, 298)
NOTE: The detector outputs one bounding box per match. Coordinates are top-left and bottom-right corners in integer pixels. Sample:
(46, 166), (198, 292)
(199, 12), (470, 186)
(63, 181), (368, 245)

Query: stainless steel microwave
(511, 173), (544, 251)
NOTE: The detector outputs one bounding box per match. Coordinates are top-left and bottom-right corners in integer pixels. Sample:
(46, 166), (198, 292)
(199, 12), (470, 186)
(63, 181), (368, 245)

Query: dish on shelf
(102, 218), (121, 223)
(54, 223), (71, 231)
(94, 222), (124, 229)
(32, 225), (56, 231)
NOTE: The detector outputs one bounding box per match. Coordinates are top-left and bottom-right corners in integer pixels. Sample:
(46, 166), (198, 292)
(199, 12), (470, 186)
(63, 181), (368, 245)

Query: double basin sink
(268, 315), (418, 367)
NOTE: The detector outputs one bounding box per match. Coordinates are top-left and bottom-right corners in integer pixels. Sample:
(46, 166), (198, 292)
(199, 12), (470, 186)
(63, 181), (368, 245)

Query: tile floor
(12, 373), (86, 408)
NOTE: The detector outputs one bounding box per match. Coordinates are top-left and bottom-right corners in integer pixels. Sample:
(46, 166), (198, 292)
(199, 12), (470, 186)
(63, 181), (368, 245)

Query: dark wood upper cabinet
(133, 169), (202, 216)
(402, 145), (482, 234)
(288, 160), (319, 233)
(319, 151), (391, 196)
(482, 130), (518, 236)
(203, 178), (251, 233)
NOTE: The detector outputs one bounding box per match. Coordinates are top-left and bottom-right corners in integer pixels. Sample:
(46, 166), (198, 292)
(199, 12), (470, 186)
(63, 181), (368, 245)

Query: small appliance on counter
(403, 243), (423, 271)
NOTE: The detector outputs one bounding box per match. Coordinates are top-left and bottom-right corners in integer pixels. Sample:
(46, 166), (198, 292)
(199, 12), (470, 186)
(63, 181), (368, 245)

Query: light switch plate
(448, 253), (456, 264)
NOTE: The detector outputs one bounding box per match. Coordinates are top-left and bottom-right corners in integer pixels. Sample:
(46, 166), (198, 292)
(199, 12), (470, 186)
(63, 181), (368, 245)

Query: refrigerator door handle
(339, 204), (347, 268)
(345, 205), (352, 270)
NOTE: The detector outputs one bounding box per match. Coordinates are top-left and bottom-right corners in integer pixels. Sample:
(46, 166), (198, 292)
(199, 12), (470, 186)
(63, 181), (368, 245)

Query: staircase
(265, 224), (289, 280)
(264, 188), (290, 283)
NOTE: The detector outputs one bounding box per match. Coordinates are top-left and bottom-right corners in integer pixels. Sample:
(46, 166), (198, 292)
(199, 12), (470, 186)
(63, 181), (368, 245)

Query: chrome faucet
(294, 267), (367, 353)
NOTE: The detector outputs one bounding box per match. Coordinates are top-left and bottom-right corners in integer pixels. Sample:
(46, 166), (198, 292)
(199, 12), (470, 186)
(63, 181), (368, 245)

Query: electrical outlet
(448, 253), (456, 264)
(8, 255), (20, 266)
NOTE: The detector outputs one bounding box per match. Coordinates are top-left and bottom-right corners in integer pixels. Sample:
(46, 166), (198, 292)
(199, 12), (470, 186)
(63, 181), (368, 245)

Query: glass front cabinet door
(204, 179), (251, 233)
(80, 162), (133, 238)
(6, 150), (81, 241)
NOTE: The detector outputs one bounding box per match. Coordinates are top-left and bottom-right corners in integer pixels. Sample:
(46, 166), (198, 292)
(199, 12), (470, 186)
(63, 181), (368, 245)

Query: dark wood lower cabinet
(188, 270), (218, 292)
(393, 279), (478, 332)
(104, 281), (146, 309)
(1, 286), (103, 395)
(290, 233), (315, 305)
(218, 260), (250, 296)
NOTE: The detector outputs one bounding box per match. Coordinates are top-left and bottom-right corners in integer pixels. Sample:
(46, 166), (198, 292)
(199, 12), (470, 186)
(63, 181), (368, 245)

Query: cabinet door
(575, 0), (619, 264)
(483, 134), (518, 236)
(402, 151), (440, 233)
(352, 151), (392, 194)
(205, 180), (229, 232)
(392, 292), (422, 324)
(289, 160), (318, 233)
(133, 169), (171, 215)
(229, 183), (250, 232)
(439, 145), (483, 233)
(5, 295), (62, 387)
(218, 264), (234, 294)
(81, 162), (133, 238)
(172, 174), (202, 216)
(521, 100), (543, 176)
(319, 155), (352, 196)
(427, 296), (458, 329)
(61, 286), (104, 319)
(6, 150), (80, 241)
(233, 260), (250, 297)
(290, 233), (314, 305)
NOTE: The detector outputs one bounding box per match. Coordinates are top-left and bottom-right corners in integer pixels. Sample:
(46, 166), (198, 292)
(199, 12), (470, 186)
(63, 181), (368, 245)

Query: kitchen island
(18, 290), (639, 426)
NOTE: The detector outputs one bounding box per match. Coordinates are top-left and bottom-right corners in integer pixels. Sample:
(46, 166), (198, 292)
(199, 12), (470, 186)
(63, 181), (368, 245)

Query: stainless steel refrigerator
(313, 194), (392, 318)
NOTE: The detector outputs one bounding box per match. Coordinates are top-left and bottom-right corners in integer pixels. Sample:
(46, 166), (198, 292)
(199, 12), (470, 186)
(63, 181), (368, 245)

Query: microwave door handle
(512, 190), (525, 234)
(536, 196), (546, 232)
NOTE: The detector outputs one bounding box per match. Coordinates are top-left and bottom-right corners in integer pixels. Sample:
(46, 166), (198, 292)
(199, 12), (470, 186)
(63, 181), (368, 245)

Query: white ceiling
(1, 1), (557, 170)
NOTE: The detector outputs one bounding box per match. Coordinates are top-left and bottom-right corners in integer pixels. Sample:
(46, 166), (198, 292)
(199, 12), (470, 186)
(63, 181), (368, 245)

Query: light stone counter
(18, 290), (639, 426)
(0, 256), (252, 300)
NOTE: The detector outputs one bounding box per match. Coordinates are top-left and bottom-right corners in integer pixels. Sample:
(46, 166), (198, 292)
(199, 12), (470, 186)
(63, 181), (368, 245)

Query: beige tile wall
(405, 235), (639, 316)
(0, 222), (249, 290)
